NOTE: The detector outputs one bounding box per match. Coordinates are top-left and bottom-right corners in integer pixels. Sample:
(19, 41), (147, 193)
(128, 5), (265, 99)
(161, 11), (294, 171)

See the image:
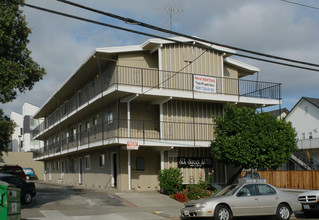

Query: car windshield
(214, 184), (240, 197)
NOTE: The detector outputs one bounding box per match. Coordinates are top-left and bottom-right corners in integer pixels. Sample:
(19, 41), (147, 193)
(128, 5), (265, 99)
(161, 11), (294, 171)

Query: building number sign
(178, 157), (213, 168)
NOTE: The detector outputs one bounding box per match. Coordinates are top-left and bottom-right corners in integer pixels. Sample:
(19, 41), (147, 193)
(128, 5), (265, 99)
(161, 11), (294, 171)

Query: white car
(181, 180), (301, 220)
(298, 190), (319, 216)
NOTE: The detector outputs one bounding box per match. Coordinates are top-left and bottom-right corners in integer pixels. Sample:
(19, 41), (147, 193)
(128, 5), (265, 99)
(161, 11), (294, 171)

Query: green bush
(158, 168), (183, 195)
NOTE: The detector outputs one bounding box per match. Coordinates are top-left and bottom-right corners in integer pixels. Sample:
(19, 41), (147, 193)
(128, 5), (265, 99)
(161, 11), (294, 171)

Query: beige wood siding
(162, 100), (223, 141)
(160, 44), (223, 91)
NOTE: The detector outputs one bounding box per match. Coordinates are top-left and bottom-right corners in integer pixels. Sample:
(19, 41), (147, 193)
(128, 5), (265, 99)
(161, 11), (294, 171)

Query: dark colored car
(0, 165), (26, 180)
(0, 173), (36, 204)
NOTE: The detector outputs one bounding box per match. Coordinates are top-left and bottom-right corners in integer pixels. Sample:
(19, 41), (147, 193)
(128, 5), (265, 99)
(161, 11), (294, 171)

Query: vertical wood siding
(162, 100), (223, 141)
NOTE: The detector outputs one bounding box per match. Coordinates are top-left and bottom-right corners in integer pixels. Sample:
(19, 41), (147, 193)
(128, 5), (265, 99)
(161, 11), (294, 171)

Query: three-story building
(33, 37), (281, 191)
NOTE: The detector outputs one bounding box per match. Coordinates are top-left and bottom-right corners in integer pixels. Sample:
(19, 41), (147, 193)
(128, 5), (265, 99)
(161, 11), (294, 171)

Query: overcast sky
(2, 0), (319, 115)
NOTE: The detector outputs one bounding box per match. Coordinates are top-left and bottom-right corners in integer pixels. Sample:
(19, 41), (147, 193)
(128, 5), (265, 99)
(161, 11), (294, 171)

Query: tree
(0, 1), (46, 154)
(0, 110), (15, 155)
(0, 0), (46, 103)
(210, 104), (297, 184)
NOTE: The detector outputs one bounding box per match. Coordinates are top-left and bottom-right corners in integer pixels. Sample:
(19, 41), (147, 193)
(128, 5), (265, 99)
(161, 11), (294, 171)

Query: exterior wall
(0, 152), (44, 180)
(44, 147), (119, 189)
(118, 52), (158, 69)
(164, 147), (237, 186)
(286, 99), (319, 140)
(10, 102), (43, 152)
(10, 112), (23, 152)
(162, 100), (223, 141)
(118, 148), (160, 191)
(161, 43), (223, 76)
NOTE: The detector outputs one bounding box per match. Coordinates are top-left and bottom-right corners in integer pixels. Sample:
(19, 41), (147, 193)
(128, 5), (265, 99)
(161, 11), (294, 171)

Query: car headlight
(195, 202), (207, 208)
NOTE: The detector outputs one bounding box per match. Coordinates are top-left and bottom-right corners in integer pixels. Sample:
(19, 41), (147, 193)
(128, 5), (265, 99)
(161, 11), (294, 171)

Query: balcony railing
(33, 119), (215, 159)
(297, 137), (319, 150)
(33, 65), (281, 137)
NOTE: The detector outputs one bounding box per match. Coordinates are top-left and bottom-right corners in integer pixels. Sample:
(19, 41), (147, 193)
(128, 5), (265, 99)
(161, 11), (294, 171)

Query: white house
(285, 97), (319, 164)
(10, 102), (43, 152)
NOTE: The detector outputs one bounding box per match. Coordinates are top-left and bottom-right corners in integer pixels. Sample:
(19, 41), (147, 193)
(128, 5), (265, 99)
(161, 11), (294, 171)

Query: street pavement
(21, 181), (183, 220)
(21, 181), (319, 220)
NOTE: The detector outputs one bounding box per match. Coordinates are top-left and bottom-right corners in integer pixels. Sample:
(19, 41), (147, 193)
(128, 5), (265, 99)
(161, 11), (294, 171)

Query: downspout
(221, 53), (226, 95)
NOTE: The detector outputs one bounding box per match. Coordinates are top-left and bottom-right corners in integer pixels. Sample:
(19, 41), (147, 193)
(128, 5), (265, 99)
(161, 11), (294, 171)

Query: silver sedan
(181, 181), (301, 220)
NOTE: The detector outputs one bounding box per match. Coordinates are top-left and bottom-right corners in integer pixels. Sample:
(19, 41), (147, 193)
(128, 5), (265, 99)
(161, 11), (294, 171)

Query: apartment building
(10, 102), (43, 152)
(33, 37), (281, 191)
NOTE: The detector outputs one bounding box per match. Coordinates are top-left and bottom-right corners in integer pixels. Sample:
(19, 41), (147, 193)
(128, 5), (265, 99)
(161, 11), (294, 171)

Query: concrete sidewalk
(115, 191), (183, 219)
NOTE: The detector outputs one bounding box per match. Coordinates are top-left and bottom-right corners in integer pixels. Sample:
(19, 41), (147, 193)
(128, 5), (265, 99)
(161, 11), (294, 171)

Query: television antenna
(162, 6), (183, 36)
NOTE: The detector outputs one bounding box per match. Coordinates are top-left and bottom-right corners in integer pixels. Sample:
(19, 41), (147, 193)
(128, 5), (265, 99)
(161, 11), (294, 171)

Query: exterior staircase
(290, 150), (319, 170)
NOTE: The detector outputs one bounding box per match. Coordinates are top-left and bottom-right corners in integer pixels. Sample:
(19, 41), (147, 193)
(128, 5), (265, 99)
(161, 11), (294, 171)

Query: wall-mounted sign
(127, 140), (139, 150)
(178, 157), (213, 168)
(193, 75), (217, 93)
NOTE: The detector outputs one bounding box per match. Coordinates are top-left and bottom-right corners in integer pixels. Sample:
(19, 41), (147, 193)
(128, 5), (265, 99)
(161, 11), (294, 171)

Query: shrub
(173, 191), (187, 202)
(158, 168), (183, 195)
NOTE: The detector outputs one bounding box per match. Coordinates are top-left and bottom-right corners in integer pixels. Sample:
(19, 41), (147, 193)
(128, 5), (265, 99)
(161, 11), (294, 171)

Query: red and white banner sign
(127, 140), (139, 150)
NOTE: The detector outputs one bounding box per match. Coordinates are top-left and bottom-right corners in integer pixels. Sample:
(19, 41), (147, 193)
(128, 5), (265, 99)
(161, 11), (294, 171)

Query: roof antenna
(162, 5), (183, 37)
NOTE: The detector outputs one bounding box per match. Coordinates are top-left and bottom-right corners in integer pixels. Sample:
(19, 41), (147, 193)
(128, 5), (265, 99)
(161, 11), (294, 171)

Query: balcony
(297, 137), (319, 150)
(33, 65), (281, 138)
(33, 119), (215, 160)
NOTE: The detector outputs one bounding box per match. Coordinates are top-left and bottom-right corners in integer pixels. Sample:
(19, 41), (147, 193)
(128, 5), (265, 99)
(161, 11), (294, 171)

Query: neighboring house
(285, 97), (319, 168)
(267, 108), (289, 119)
(10, 102), (43, 152)
(32, 37), (281, 191)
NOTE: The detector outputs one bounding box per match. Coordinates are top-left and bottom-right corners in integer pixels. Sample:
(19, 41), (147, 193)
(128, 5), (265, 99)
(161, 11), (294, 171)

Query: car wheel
(214, 205), (233, 220)
(276, 203), (291, 220)
(23, 192), (32, 204)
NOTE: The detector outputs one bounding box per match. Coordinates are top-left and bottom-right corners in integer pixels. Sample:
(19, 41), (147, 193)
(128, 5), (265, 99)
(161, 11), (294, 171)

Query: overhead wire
(14, 1), (319, 73)
(281, 0), (319, 10)
(56, 0), (319, 69)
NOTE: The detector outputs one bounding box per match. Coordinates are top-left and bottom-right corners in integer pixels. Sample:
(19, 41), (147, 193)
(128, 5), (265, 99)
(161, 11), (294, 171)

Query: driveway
(21, 181), (318, 220)
(21, 181), (183, 220)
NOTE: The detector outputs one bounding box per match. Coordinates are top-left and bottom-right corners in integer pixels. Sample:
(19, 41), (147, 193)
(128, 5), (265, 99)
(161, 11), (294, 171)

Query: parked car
(0, 173), (36, 204)
(243, 171), (261, 179)
(298, 190), (319, 216)
(181, 179), (301, 220)
(0, 164), (26, 180)
(23, 168), (36, 180)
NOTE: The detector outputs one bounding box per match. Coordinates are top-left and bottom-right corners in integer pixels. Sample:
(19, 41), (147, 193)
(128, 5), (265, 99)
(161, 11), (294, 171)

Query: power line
(56, 0), (319, 69)
(281, 0), (319, 10)
(14, 1), (319, 73)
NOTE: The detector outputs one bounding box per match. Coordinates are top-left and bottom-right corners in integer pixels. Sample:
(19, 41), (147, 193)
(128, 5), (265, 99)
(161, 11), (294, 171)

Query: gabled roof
(224, 57), (260, 74)
(304, 97), (319, 108)
(267, 108), (289, 118)
(285, 97), (319, 120)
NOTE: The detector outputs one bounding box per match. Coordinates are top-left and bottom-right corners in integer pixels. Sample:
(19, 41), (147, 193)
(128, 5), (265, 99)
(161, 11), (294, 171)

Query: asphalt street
(20, 181), (319, 220)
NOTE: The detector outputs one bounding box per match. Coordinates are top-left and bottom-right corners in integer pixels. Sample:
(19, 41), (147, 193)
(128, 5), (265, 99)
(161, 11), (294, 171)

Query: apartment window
(136, 157), (144, 171)
(309, 132), (313, 139)
(302, 133), (306, 140)
(85, 155), (90, 170)
(85, 121), (90, 132)
(92, 116), (97, 126)
(104, 110), (113, 124)
(99, 154), (105, 168)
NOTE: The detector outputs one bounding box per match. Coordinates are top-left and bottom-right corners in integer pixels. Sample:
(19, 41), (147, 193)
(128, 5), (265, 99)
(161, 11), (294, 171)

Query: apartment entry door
(111, 153), (117, 187)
